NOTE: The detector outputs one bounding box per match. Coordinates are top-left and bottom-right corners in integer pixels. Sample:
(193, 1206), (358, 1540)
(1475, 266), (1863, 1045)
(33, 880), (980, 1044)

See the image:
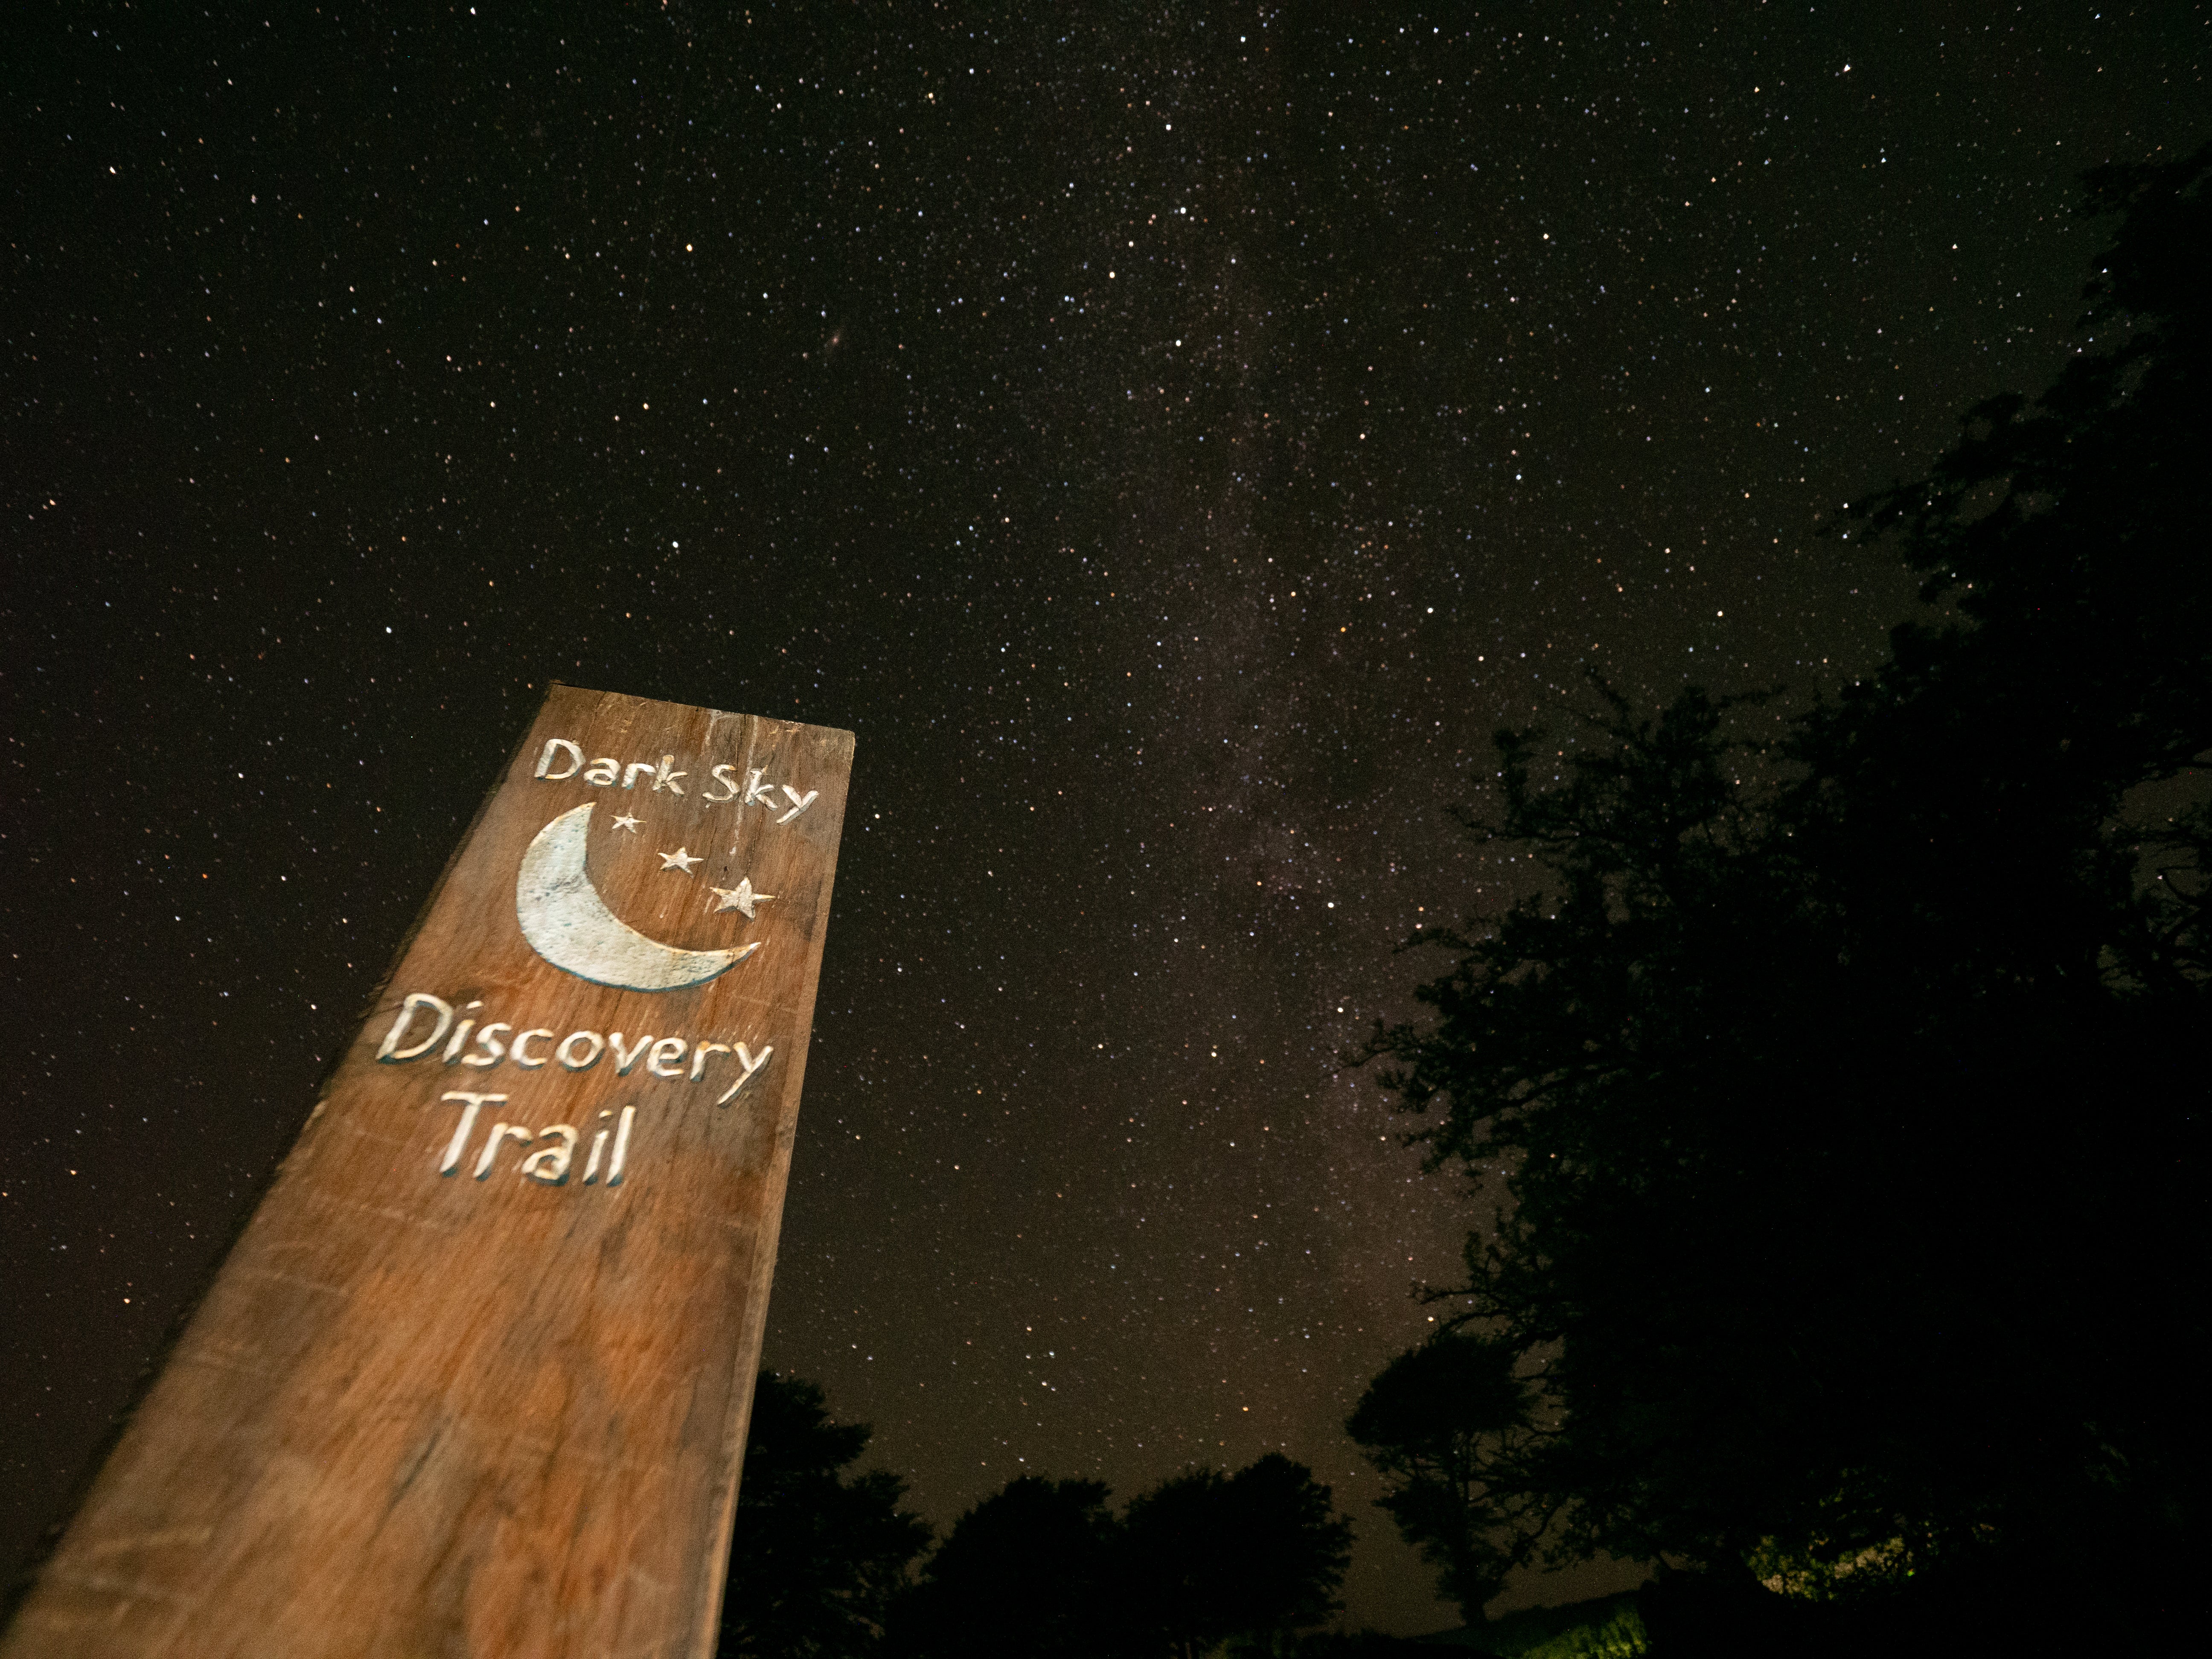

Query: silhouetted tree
(1212, 1453), (1356, 1649)
(889, 1476), (1121, 1659)
(1119, 1454), (1353, 1656)
(717, 1371), (932, 1659)
(1360, 143), (2209, 1603)
(1347, 1331), (1531, 1623)
(1115, 1467), (1237, 1656)
(889, 1457), (1352, 1659)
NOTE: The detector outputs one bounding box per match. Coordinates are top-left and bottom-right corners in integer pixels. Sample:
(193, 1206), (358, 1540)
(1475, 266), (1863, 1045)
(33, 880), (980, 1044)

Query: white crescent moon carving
(516, 803), (759, 992)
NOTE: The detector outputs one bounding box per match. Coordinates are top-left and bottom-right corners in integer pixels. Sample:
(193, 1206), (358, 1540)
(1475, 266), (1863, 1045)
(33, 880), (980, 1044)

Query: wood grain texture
(4, 686), (855, 1659)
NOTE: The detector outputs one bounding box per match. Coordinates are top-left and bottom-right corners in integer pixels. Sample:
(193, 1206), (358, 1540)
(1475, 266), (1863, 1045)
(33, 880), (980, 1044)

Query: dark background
(3, 0), (2201, 1632)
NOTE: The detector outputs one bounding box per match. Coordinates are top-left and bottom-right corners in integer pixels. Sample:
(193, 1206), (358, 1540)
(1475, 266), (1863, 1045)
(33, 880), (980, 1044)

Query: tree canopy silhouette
(890, 1476), (1122, 1659)
(1346, 1330), (1531, 1624)
(1118, 1453), (1353, 1656)
(888, 1457), (1351, 1659)
(717, 1371), (932, 1659)
(1361, 143), (2209, 1600)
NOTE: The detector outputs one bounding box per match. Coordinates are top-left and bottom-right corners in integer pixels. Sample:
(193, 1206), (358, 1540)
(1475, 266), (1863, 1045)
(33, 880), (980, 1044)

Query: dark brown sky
(3, 0), (2202, 1632)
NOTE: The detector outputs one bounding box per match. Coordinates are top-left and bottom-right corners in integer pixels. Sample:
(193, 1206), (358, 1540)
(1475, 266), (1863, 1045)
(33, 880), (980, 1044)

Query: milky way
(4, 3), (2200, 1631)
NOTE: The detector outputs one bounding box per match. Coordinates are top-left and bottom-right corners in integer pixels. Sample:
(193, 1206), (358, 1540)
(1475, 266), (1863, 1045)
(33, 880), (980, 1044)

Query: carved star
(659, 847), (701, 874)
(610, 812), (642, 833)
(708, 877), (775, 919)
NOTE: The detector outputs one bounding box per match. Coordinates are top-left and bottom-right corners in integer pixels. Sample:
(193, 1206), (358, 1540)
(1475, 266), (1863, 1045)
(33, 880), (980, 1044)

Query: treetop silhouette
(1359, 143), (2209, 1599)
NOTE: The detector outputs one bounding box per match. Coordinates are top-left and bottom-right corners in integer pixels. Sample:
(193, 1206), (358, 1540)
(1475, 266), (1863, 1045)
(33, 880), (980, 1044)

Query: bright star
(611, 813), (642, 833)
(708, 877), (775, 919)
(659, 847), (701, 874)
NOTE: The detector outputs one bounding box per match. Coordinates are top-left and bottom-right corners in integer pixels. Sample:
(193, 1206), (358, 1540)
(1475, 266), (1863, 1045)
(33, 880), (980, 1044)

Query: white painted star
(708, 877), (774, 919)
(659, 847), (701, 874)
(611, 812), (642, 833)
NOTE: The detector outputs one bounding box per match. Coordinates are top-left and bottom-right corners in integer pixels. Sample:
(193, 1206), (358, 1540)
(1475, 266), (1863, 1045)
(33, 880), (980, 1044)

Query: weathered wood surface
(4, 686), (854, 1659)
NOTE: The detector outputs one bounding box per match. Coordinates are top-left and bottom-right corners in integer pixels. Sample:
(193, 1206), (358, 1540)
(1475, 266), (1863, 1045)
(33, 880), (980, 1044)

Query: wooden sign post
(5, 686), (854, 1659)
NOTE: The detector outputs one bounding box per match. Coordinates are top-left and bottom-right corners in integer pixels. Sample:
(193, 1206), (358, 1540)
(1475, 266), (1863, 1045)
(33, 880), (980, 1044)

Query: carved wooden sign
(5, 686), (854, 1659)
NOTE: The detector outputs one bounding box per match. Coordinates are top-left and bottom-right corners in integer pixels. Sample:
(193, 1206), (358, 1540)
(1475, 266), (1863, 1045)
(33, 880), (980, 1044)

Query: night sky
(4, 1), (2203, 1634)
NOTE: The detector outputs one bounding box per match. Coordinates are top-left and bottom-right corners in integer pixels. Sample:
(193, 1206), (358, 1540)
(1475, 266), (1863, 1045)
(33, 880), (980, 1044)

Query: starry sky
(3, 0), (2203, 1634)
